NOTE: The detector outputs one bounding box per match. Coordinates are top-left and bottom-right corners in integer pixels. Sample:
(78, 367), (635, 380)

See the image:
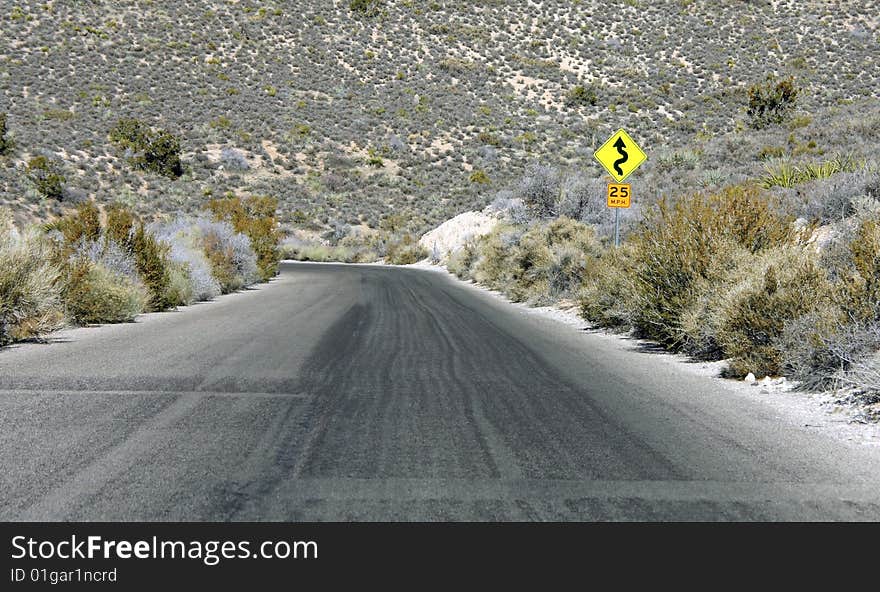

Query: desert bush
(829, 212), (880, 324)
(579, 242), (640, 330)
(558, 174), (612, 230)
(100, 204), (175, 311)
(518, 165), (561, 219)
(469, 218), (600, 304)
(564, 85), (598, 108)
(195, 217), (259, 293)
(677, 239), (755, 359)
(26, 155), (65, 200)
(48, 201), (101, 253)
(72, 238), (140, 282)
(778, 316), (879, 390)
(0, 213), (64, 344)
(747, 76), (799, 128)
(149, 217), (222, 302)
(0, 112), (8, 154)
(49, 203), (175, 311)
(716, 246), (835, 378)
(350, 0), (382, 17)
(630, 186), (799, 349)
(514, 217), (601, 303)
(62, 258), (148, 325)
(472, 223), (521, 290)
(447, 240), (479, 279)
(385, 234), (427, 265)
(164, 261), (195, 307)
(469, 169), (491, 184)
(109, 118), (183, 178)
(282, 243), (353, 263)
(784, 170), (880, 223)
(220, 147), (249, 171)
(204, 196), (281, 281)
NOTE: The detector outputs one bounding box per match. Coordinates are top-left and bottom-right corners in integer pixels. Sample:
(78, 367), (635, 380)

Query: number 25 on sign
(607, 183), (631, 208)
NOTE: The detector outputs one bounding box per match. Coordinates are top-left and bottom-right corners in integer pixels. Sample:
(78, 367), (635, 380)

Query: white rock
(744, 372), (756, 383)
(418, 210), (499, 264)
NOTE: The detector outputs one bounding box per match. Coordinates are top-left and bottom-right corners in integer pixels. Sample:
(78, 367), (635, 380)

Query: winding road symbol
(594, 129), (646, 183)
(612, 137), (628, 177)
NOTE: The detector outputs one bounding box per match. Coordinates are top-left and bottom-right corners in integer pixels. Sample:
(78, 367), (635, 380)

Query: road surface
(2, 262), (879, 520)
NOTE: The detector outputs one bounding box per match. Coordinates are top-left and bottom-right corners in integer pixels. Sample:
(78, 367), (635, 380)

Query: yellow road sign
(594, 129), (647, 183)
(607, 183), (631, 208)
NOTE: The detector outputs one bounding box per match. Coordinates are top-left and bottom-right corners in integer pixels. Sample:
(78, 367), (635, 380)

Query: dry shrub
(62, 258), (148, 325)
(385, 234), (428, 265)
(0, 212), (64, 344)
(716, 246), (836, 378)
(579, 242), (640, 330)
(204, 196), (281, 281)
(447, 240), (479, 279)
(630, 185), (800, 349)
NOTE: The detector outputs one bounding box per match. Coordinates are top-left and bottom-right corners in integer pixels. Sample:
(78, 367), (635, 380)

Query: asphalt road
(2, 262), (880, 521)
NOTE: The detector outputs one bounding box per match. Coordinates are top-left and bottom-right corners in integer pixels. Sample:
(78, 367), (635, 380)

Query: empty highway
(2, 262), (880, 521)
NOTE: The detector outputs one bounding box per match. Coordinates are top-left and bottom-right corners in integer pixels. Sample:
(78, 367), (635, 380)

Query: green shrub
(205, 196), (281, 281)
(677, 239), (755, 359)
(0, 214), (64, 345)
(565, 85), (598, 108)
(469, 169), (491, 184)
(467, 218), (600, 304)
(747, 76), (799, 128)
(62, 258), (148, 324)
(630, 186), (799, 349)
(284, 244), (351, 263)
(50, 203), (174, 312)
(131, 224), (174, 311)
(26, 155), (65, 200)
(350, 0), (382, 17)
(109, 118), (183, 178)
(716, 246), (836, 378)
(385, 234), (427, 265)
(101, 204), (173, 311)
(508, 217), (601, 303)
(47, 201), (101, 254)
(0, 112), (9, 154)
(200, 228), (239, 292)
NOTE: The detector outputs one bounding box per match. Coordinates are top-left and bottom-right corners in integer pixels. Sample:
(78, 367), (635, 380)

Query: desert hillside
(1, 0), (877, 233)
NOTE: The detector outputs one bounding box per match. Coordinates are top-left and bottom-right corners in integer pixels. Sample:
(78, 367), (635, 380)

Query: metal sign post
(615, 208), (620, 248)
